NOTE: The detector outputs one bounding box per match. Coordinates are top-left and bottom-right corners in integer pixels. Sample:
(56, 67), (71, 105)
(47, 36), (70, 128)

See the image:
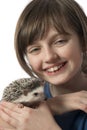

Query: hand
(0, 101), (61, 130)
(47, 90), (87, 114)
(0, 117), (14, 129)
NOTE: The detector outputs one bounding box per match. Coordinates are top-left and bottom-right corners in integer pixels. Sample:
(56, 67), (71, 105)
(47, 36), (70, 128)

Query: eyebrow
(28, 31), (71, 46)
(48, 32), (71, 43)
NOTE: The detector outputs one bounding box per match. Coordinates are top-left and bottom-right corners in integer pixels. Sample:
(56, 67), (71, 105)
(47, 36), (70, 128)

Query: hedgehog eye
(33, 92), (39, 96)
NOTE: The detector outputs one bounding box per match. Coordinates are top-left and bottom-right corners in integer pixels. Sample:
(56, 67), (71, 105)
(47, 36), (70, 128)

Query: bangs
(27, 6), (68, 44)
(19, 0), (69, 50)
(18, 0), (83, 52)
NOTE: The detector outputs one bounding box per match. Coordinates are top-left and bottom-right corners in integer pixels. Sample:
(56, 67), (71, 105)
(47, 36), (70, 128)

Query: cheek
(65, 41), (81, 56)
(68, 46), (82, 67)
(58, 45), (74, 60)
(69, 45), (82, 64)
(27, 55), (42, 71)
(59, 44), (82, 66)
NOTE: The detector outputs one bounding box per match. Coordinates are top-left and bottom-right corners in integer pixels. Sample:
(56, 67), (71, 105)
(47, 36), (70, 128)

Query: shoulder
(73, 110), (87, 130)
(53, 110), (87, 130)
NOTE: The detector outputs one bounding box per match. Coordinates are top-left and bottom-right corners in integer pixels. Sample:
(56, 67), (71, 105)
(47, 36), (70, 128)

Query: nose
(43, 47), (58, 63)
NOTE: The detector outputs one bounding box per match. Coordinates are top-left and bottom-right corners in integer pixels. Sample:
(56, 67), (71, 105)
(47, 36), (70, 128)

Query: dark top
(44, 82), (87, 130)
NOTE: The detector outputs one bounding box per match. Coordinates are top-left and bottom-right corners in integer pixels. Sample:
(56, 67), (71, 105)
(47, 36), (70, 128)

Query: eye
(27, 46), (41, 54)
(31, 48), (40, 52)
(54, 39), (68, 46)
(33, 92), (39, 96)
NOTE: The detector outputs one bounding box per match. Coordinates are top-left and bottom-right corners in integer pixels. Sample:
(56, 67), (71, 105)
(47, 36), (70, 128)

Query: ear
(22, 88), (30, 96)
(41, 80), (45, 85)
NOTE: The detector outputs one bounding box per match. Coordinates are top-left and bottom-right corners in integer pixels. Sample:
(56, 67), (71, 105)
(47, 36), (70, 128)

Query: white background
(0, 0), (87, 99)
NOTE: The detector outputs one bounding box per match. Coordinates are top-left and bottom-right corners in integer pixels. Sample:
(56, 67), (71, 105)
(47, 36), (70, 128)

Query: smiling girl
(0, 0), (87, 130)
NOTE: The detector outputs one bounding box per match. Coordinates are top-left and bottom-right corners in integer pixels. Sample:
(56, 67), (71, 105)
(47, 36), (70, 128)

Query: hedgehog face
(2, 77), (46, 107)
(14, 85), (46, 103)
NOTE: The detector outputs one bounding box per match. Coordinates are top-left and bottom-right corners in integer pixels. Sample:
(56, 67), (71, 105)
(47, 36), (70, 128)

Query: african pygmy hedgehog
(2, 77), (46, 107)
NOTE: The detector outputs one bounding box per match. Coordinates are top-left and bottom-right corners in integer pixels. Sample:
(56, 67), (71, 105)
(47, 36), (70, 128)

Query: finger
(0, 101), (23, 114)
(0, 105), (21, 119)
(0, 127), (15, 130)
(0, 101), (33, 113)
(79, 101), (87, 112)
(80, 99), (87, 105)
(0, 102), (34, 119)
(38, 101), (52, 114)
(0, 108), (18, 127)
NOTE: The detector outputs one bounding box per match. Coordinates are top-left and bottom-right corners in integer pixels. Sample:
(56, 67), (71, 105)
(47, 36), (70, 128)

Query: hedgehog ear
(30, 82), (34, 88)
(22, 88), (30, 96)
(41, 80), (45, 85)
(26, 82), (32, 88)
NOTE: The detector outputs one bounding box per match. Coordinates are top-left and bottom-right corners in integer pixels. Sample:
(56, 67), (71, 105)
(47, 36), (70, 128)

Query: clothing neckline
(44, 82), (52, 98)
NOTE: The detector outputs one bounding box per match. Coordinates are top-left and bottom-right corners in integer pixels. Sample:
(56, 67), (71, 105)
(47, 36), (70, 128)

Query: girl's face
(26, 27), (83, 86)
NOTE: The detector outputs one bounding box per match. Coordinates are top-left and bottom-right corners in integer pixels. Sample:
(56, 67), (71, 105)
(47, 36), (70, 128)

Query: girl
(0, 0), (87, 130)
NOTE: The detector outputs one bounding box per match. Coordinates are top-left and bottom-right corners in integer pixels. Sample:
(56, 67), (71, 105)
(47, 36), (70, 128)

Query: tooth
(47, 64), (63, 72)
(53, 66), (58, 71)
(57, 65), (61, 70)
(51, 68), (54, 72)
(48, 68), (53, 72)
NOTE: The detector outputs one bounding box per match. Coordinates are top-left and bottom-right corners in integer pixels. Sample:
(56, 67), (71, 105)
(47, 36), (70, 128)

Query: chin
(48, 77), (70, 86)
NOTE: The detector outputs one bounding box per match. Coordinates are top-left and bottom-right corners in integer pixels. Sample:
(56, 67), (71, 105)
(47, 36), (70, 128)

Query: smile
(46, 62), (67, 73)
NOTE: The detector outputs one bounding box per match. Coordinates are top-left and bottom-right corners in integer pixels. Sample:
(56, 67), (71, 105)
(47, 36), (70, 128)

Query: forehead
(28, 27), (75, 45)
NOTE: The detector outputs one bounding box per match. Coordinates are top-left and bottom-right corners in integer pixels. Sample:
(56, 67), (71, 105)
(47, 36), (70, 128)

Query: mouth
(20, 98), (47, 108)
(45, 61), (67, 73)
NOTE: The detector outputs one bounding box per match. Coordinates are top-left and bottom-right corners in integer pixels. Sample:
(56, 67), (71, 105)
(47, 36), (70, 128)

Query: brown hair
(14, 0), (87, 77)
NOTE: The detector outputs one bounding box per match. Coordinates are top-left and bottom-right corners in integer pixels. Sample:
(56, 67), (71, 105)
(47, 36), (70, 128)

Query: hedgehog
(2, 77), (46, 108)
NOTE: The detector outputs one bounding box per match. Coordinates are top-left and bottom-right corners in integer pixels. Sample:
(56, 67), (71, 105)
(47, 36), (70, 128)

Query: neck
(50, 72), (87, 97)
